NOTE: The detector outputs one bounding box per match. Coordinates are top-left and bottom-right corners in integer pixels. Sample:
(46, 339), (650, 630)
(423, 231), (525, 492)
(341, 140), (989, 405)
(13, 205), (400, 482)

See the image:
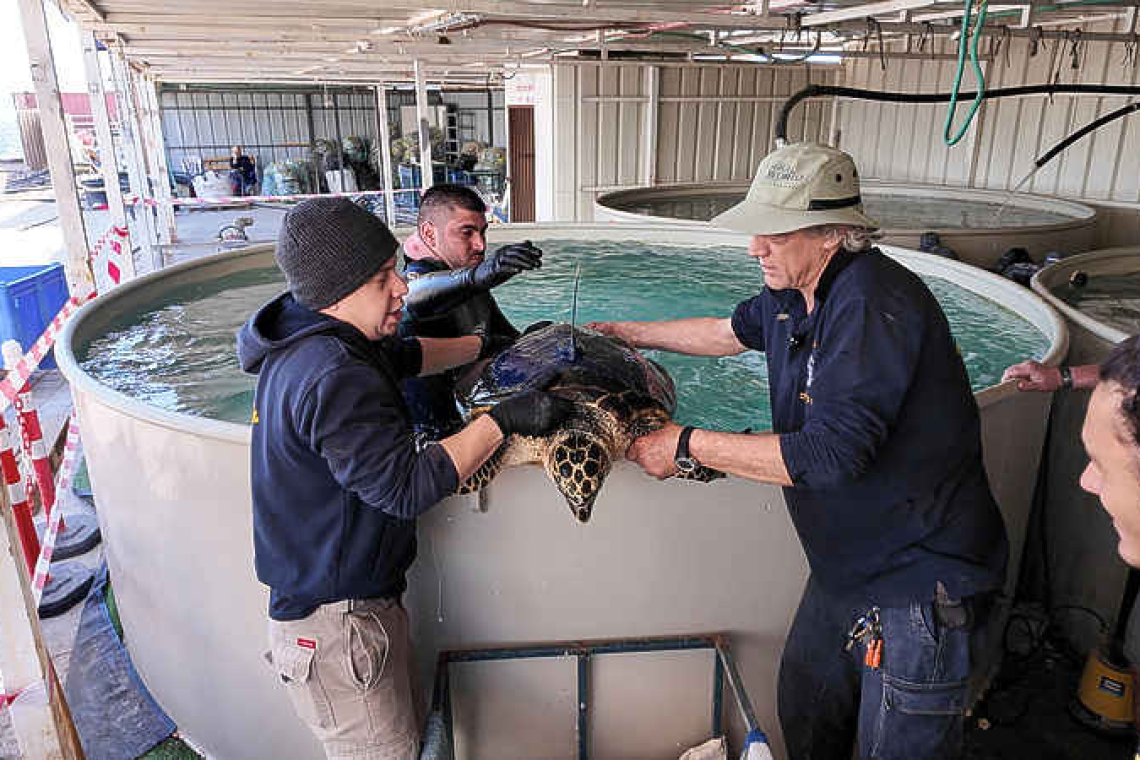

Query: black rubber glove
(521, 320), (553, 336)
(469, 241), (542, 290)
(488, 390), (573, 438)
(403, 242), (543, 319)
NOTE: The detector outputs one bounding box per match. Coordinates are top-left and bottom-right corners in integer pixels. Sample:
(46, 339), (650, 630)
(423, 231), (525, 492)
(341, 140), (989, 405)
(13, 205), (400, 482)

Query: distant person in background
(230, 145), (256, 196)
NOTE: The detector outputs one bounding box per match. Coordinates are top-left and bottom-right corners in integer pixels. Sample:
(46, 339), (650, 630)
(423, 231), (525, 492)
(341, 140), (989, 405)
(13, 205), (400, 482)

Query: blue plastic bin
(0, 264), (70, 370)
(398, 163), (448, 189)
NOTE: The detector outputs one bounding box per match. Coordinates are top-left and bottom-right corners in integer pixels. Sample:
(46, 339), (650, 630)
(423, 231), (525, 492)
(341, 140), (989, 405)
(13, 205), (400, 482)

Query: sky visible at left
(2, 1), (88, 97)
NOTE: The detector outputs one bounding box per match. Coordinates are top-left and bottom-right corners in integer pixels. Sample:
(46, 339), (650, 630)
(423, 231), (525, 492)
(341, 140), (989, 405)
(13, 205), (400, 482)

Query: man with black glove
(399, 183), (547, 442)
(238, 197), (570, 760)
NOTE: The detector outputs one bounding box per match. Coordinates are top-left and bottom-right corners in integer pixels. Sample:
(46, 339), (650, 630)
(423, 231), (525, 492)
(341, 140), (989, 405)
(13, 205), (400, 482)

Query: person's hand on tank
(470, 241), (543, 290)
(1001, 360), (1062, 392)
(488, 389), (573, 438)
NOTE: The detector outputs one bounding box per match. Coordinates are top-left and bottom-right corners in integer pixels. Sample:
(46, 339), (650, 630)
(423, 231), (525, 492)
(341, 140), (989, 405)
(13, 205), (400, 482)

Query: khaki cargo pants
(267, 599), (421, 760)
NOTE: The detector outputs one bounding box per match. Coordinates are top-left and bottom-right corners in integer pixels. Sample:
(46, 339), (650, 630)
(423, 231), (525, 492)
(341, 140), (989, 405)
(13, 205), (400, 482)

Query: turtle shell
(461, 324), (677, 415)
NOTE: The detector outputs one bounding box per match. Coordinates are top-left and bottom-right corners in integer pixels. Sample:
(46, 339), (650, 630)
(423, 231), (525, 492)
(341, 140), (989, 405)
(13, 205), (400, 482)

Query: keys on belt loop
(844, 606), (883, 670)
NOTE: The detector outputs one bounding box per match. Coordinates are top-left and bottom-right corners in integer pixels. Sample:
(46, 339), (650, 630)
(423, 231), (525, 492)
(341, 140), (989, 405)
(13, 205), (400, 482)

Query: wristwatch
(674, 426), (700, 475)
(1059, 365), (1074, 390)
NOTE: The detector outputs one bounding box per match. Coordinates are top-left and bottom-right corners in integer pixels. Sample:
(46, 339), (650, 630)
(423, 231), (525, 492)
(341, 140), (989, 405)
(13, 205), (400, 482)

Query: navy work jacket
(238, 293), (459, 620)
(731, 248), (1008, 604)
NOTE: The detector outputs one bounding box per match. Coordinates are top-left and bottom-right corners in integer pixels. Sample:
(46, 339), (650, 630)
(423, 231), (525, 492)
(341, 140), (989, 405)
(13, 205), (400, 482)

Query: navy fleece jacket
(237, 293), (459, 620)
(731, 248), (1008, 605)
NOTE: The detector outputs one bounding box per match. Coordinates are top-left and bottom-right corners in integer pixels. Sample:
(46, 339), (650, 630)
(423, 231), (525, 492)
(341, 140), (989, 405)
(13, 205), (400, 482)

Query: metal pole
(374, 84), (398, 227)
(16, 0), (94, 296)
(643, 66), (660, 187)
(141, 77), (178, 243)
(414, 59), (434, 191)
(109, 48), (160, 272)
(80, 30), (135, 284)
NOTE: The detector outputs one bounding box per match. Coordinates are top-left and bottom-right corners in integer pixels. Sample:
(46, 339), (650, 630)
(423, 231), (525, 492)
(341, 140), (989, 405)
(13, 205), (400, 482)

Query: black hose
(1032, 101), (1140, 170)
(775, 83), (1140, 143)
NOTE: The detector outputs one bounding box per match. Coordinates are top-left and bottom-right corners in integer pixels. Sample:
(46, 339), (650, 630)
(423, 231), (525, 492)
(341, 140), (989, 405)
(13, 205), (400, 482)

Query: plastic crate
(0, 264), (69, 370)
(446, 169), (476, 186)
(397, 163), (448, 189)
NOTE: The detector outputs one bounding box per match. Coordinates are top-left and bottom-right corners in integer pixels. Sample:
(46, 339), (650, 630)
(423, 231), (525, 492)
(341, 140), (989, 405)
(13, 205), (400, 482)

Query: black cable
(1032, 101), (1140, 169)
(774, 83), (1140, 142)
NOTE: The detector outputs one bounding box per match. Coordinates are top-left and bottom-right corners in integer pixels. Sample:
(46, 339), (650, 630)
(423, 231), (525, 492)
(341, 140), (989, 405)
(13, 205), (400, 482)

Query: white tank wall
(836, 23), (1140, 240)
(594, 181), (1097, 269)
(1029, 249), (1138, 653)
(58, 226), (1067, 760)
(552, 64), (837, 222)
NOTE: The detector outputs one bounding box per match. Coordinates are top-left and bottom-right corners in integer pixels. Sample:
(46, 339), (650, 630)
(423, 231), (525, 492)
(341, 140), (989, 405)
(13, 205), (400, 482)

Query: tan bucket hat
(711, 142), (879, 236)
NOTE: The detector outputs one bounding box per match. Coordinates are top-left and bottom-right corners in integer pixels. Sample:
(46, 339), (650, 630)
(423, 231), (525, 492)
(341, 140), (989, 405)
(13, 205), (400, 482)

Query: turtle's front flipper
(630, 411), (725, 483)
(459, 443), (507, 495)
(673, 466), (725, 483)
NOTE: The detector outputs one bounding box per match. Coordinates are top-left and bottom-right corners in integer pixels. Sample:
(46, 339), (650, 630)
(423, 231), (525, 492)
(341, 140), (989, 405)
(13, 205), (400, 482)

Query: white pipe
(414, 59), (434, 191)
(375, 84), (398, 227)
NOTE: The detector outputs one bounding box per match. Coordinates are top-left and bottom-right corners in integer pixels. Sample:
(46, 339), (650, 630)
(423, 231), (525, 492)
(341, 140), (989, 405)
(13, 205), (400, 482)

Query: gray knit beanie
(275, 197), (399, 310)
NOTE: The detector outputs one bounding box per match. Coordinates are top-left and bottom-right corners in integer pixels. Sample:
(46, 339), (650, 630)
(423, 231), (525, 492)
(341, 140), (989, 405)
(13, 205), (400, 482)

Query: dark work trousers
(778, 575), (993, 760)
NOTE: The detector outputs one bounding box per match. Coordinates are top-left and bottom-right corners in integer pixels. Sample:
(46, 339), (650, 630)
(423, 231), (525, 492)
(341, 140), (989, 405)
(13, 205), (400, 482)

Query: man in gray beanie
(237, 197), (570, 759)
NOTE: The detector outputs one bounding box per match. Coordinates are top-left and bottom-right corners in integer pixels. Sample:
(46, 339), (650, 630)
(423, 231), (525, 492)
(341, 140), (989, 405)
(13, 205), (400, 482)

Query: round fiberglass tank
(594, 181), (1097, 271)
(58, 225), (1066, 760)
(1029, 248), (1139, 655)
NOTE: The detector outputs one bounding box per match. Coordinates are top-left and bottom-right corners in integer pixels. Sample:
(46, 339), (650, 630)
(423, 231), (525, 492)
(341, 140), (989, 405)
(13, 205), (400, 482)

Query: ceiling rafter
(55, 0), (1140, 85)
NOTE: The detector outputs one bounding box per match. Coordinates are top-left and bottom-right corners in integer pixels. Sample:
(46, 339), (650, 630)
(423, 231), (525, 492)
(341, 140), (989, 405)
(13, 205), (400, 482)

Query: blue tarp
(63, 564), (176, 760)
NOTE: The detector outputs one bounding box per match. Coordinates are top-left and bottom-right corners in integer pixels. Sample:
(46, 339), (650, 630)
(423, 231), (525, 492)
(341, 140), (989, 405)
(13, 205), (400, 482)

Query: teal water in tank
(614, 192), (1077, 228)
(1052, 273), (1140, 335)
(78, 241), (1050, 429)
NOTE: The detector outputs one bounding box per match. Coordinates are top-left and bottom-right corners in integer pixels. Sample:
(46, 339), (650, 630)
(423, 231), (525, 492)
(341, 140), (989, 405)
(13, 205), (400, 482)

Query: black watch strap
(675, 426), (698, 472)
(1059, 365), (1074, 390)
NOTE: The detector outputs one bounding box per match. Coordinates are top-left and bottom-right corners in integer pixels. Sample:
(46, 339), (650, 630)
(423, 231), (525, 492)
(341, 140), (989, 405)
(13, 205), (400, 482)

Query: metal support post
(374, 84), (398, 227)
(81, 30), (136, 285)
(109, 48), (160, 273)
(642, 66), (660, 187)
(140, 77), (178, 243)
(414, 59), (434, 191)
(16, 0), (95, 297)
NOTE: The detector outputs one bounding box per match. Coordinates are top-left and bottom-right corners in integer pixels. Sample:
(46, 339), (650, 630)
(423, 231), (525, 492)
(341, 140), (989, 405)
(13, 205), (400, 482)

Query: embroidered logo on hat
(711, 142), (880, 236)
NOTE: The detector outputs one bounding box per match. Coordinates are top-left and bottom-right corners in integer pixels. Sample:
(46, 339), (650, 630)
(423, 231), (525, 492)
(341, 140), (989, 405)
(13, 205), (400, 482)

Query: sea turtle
(457, 323), (722, 523)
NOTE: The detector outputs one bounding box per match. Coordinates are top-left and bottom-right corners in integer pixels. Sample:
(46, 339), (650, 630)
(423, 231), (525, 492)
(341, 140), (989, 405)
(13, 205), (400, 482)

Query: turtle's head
(543, 430), (612, 523)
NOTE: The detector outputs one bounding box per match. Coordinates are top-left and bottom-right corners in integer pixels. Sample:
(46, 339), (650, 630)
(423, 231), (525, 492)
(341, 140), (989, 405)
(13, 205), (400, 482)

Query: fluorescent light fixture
(407, 10), (445, 25)
(799, 53), (843, 65)
(372, 26), (401, 36)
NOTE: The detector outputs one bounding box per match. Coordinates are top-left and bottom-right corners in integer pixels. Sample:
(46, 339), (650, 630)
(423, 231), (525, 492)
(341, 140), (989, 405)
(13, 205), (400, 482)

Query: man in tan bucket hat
(589, 142), (1007, 759)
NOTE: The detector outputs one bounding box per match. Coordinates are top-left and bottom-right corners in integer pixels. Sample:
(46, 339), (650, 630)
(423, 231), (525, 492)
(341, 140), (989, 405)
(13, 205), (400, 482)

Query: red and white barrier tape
(0, 293), (94, 415)
(89, 224), (129, 286)
(1, 415), (39, 576)
(169, 187), (417, 207)
(13, 392), (55, 517)
(105, 187), (420, 210)
(31, 414), (82, 605)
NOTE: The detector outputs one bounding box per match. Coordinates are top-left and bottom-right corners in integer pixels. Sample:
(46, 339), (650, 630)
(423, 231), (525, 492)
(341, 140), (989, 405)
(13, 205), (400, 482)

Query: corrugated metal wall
(836, 18), (1140, 243)
(553, 63), (837, 221)
(158, 86), (378, 173)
